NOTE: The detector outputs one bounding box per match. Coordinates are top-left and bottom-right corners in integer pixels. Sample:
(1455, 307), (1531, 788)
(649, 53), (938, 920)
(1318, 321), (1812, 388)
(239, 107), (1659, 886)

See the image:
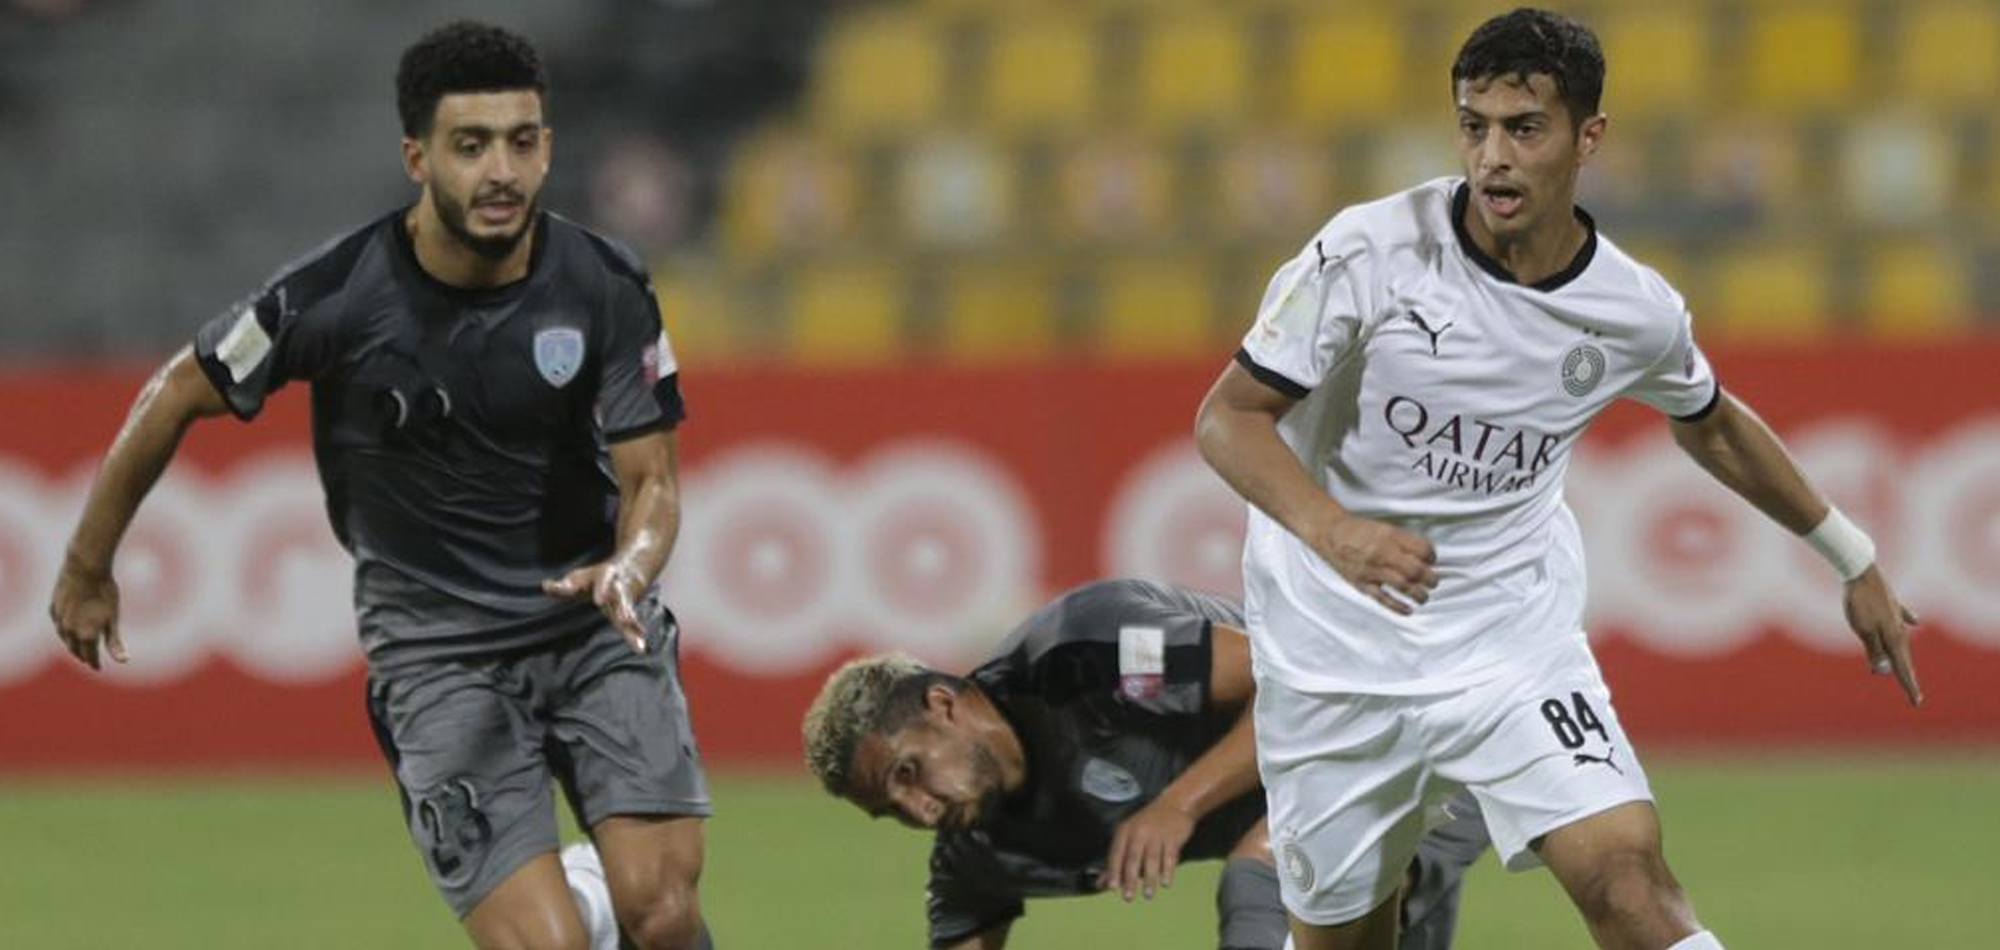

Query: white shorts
(1255, 640), (1652, 925)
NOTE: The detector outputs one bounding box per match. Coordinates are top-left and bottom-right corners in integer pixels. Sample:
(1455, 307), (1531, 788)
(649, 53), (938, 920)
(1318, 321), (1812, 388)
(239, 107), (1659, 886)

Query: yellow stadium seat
(894, 134), (1019, 247)
(1209, 133), (1336, 240)
(1896, 2), (2000, 109)
(810, 10), (949, 134)
(1597, 9), (1706, 120)
(937, 260), (1061, 361)
(718, 132), (865, 261)
(1051, 134), (1179, 242)
(981, 19), (1099, 132)
(1135, 14), (1253, 130)
(652, 259), (748, 364)
(1861, 243), (1971, 337)
(1706, 244), (1834, 341)
(1093, 257), (1218, 358)
(1836, 112), (1951, 228)
(1744, 5), (1860, 113)
(786, 261), (906, 364)
(1285, 8), (1406, 127)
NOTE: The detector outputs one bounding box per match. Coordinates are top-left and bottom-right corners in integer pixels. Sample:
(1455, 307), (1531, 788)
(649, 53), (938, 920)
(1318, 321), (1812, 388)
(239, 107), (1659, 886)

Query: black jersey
(192, 210), (684, 669)
(925, 579), (1261, 947)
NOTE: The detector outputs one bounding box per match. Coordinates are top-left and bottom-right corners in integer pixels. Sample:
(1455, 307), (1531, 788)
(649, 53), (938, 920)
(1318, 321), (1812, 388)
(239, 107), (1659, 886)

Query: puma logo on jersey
(1405, 309), (1454, 357)
(1572, 746), (1623, 775)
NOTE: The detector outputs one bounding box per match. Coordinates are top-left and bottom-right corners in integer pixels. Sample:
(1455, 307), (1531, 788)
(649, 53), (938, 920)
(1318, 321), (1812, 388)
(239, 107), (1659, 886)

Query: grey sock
(1216, 857), (1287, 950)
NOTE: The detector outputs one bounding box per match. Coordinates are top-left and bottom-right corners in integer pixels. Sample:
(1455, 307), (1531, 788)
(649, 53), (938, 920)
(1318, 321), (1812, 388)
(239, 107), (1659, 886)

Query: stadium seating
(1284, 8), (1407, 127)
(680, 0), (1991, 361)
(980, 19), (1100, 134)
(937, 259), (1063, 361)
(1862, 242), (1972, 337)
(1894, 2), (2000, 110)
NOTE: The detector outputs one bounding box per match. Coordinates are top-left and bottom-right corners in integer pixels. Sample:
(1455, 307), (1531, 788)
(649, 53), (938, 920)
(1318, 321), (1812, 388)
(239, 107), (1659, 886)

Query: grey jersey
(926, 579), (1260, 946)
(192, 210), (684, 669)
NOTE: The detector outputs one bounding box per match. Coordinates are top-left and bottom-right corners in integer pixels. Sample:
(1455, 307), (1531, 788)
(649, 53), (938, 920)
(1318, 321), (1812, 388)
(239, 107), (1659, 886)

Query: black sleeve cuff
(191, 349), (259, 421)
(605, 419), (669, 443)
(1671, 382), (1723, 423)
(1234, 348), (1310, 400)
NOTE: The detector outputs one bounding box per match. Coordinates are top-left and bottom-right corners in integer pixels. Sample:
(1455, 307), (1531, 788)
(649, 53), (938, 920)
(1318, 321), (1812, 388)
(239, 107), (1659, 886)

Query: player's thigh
(463, 852), (590, 950)
(546, 608), (714, 829)
(1288, 895), (1400, 950)
(1229, 816), (1272, 863)
(1428, 642), (1653, 873)
(1253, 676), (1433, 928)
(368, 661), (564, 919)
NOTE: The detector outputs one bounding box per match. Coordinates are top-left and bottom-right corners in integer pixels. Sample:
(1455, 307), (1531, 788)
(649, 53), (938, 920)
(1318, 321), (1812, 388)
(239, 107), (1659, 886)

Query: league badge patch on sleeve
(216, 303), (272, 384)
(1117, 625), (1165, 700)
(533, 327), (585, 388)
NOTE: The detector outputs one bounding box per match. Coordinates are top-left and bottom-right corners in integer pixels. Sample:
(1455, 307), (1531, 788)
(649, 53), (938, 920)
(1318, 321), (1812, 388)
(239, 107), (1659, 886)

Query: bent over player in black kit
(802, 579), (1489, 949)
(48, 22), (715, 950)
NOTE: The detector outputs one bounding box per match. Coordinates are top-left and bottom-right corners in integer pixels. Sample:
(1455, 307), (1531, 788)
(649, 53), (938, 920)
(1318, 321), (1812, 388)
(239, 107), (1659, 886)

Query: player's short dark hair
(1451, 8), (1604, 127)
(802, 653), (972, 797)
(395, 20), (548, 139)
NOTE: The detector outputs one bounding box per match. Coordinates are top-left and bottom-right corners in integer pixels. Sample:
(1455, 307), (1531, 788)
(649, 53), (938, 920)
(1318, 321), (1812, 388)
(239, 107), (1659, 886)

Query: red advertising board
(1, 342), (1996, 768)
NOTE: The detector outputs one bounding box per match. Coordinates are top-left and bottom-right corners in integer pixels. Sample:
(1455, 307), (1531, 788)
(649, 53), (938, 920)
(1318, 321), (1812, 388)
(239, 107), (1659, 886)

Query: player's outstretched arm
(544, 430), (681, 654)
(50, 347), (230, 670)
(1669, 391), (1921, 705)
(1195, 361), (1437, 614)
(1100, 623), (1262, 902)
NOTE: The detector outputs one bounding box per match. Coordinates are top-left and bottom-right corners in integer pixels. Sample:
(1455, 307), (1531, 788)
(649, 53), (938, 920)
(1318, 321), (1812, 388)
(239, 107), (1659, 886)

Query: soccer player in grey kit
(803, 579), (1490, 950)
(49, 22), (714, 950)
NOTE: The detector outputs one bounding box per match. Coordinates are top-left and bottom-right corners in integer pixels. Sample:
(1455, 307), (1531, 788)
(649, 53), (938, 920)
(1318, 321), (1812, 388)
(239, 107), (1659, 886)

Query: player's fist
(1306, 511), (1438, 616)
(50, 561), (127, 671)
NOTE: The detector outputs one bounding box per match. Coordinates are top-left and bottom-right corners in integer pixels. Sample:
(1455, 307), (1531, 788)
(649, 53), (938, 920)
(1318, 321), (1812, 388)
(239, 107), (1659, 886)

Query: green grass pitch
(1, 756), (1995, 948)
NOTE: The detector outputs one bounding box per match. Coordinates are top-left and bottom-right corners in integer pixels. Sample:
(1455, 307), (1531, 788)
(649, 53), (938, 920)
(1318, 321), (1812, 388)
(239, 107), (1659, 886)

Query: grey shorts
(366, 601), (712, 917)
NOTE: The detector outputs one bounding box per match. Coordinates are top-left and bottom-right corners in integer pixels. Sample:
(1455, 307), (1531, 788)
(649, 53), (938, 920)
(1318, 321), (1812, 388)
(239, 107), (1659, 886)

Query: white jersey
(1236, 177), (1718, 695)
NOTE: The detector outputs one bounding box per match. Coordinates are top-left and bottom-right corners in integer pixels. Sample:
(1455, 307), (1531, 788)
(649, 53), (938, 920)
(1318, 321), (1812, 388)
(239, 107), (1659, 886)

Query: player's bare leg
(1229, 817), (1275, 863)
(463, 852), (590, 950)
(593, 813), (710, 950)
(1536, 801), (1709, 950)
(1287, 894), (1399, 950)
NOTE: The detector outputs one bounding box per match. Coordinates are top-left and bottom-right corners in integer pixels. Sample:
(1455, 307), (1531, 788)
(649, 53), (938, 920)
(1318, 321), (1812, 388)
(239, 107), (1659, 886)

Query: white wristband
(1804, 507), (1876, 582)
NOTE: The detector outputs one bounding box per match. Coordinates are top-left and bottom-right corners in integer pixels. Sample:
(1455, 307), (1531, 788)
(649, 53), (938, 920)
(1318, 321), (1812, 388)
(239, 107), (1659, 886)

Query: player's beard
(431, 185), (536, 261)
(962, 739), (1010, 829)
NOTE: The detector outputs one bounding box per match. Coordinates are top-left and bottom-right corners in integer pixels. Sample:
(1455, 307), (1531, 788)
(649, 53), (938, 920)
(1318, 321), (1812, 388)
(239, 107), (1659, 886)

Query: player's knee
(618, 883), (704, 950)
(1570, 849), (1690, 934)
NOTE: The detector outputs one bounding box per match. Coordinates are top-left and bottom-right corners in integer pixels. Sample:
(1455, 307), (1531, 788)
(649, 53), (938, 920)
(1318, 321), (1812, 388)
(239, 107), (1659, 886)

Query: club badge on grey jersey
(1080, 758), (1142, 803)
(534, 327), (585, 388)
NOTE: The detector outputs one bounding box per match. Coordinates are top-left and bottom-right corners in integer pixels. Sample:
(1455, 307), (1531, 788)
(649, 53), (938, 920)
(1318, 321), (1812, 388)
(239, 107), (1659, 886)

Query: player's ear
(402, 136), (427, 185)
(923, 683), (959, 721)
(1576, 112), (1607, 166)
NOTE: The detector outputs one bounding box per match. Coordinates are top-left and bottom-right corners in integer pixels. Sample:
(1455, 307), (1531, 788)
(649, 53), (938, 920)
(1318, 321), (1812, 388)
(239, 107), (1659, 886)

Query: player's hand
(1097, 798), (1196, 902)
(1306, 511), (1438, 615)
(50, 560), (127, 671)
(543, 561), (649, 654)
(1842, 565), (1921, 706)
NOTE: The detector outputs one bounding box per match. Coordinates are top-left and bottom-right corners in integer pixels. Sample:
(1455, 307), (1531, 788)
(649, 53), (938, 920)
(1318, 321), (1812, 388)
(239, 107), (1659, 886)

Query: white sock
(1666, 931), (1724, 950)
(560, 841), (622, 950)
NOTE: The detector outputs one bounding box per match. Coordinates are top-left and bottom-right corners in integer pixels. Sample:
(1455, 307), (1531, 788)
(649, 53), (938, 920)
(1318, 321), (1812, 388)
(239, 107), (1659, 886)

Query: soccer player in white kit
(1194, 9), (1921, 950)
